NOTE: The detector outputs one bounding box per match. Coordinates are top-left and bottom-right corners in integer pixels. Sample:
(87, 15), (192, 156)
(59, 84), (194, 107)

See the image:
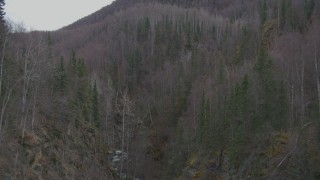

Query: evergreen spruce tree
(280, 0), (288, 29)
(53, 57), (67, 93)
(225, 75), (252, 167)
(218, 58), (225, 83)
(47, 33), (53, 61)
(0, 0), (6, 45)
(137, 17), (150, 43)
(0, 0), (5, 24)
(198, 91), (208, 144)
(260, 0), (268, 25)
(240, 75), (249, 119)
(304, 0), (315, 23)
(69, 50), (78, 76)
(76, 80), (91, 122)
(77, 58), (87, 78)
(92, 81), (100, 128)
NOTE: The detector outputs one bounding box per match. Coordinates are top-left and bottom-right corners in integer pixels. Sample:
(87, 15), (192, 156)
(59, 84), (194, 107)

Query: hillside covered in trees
(1, 0), (320, 179)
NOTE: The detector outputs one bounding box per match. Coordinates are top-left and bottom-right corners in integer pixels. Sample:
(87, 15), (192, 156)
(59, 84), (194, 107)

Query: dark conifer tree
(53, 57), (67, 93)
(0, 0), (5, 24)
(260, 0), (267, 25)
(0, 0), (6, 39)
(92, 81), (100, 127)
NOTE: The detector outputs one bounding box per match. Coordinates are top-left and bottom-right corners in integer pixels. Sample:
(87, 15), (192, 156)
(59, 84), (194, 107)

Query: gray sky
(5, 0), (115, 31)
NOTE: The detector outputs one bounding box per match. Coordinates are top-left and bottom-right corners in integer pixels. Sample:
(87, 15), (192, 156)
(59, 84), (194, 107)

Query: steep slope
(1, 0), (320, 179)
(50, 0), (320, 179)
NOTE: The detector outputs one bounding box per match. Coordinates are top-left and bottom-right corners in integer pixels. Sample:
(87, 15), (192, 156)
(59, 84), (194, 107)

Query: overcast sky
(5, 0), (115, 31)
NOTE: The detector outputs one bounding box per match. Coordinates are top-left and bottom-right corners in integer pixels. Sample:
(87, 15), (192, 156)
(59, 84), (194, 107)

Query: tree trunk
(0, 78), (21, 132)
(300, 53), (305, 126)
(0, 34), (7, 96)
(31, 83), (39, 130)
(315, 44), (320, 117)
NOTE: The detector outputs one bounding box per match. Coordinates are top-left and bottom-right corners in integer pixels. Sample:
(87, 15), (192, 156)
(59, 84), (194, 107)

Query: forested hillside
(1, 0), (320, 179)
